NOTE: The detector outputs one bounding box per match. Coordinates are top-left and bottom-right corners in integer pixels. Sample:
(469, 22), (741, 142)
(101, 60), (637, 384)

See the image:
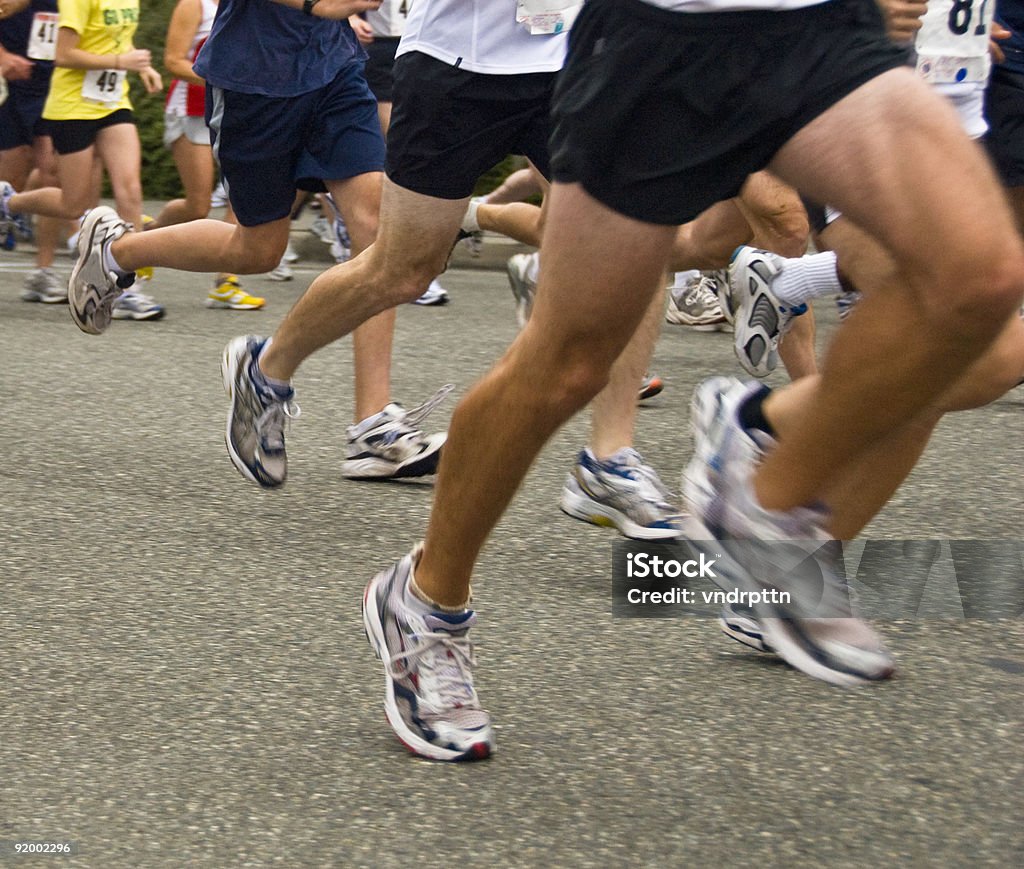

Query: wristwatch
(302, 0), (320, 14)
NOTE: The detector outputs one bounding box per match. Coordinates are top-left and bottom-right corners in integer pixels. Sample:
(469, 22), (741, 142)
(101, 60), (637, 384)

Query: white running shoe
(112, 291), (165, 321)
(666, 274), (727, 329)
(342, 386), (452, 480)
(560, 448), (684, 540)
(729, 247), (807, 377)
(221, 335), (299, 488)
(506, 252), (537, 329)
(412, 279), (449, 306)
(363, 547), (493, 761)
(683, 377), (895, 686)
(21, 268), (67, 304)
(267, 259), (293, 282)
(68, 206), (136, 335)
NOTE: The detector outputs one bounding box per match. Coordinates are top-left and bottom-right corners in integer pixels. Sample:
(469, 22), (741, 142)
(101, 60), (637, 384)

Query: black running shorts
(984, 67), (1024, 188)
(550, 0), (908, 225)
(386, 51), (555, 200)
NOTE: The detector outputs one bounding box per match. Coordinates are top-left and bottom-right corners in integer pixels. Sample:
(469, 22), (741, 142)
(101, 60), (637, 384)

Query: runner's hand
(876, 0), (928, 44)
(349, 14), (374, 44)
(0, 50), (33, 81)
(312, 1), (382, 21)
(117, 48), (152, 71)
(139, 65), (163, 94)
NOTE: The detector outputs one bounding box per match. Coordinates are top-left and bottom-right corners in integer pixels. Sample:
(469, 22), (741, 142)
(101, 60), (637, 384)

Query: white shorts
(163, 112), (211, 148)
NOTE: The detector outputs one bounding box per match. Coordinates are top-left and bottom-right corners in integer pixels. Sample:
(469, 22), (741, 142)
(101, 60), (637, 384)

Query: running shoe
(363, 547), (493, 761)
(221, 335), (300, 488)
(1, 180), (17, 250)
(683, 376), (895, 686)
(506, 252), (537, 329)
(666, 274), (727, 329)
(342, 386), (452, 480)
(21, 268), (67, 304)
(267, 259), (293, 281)
(560, 447), (685, 540)
(207, 275), (265, 310)
(68, 206), (137, 335)
(638, 374), (664, 402)
(211, 180), (228, 208)
(310, 215), (334, 244)
(729, 246), (807, 378)
(112, 291), (164, 321)
(12, 212), (34, 243)
(412, 280), (449, 306)
(719, 601), (772, 653)
(836, 290), (861, 321)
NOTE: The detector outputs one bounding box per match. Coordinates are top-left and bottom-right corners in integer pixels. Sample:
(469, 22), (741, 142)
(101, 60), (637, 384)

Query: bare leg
(417, 183), (676, 606)
(260, 179), (469, 382)
(757, 68), (1024, 511)
(589, 284), (665, 459)
(147, 137), (214, 227)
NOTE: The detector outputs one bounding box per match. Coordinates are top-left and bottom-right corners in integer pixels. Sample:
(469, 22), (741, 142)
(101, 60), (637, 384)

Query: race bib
(81, 68), (126, 104)
(27, 12), (59, 61)
(515, 0), (581, 35)
(916, 54), (990, 84)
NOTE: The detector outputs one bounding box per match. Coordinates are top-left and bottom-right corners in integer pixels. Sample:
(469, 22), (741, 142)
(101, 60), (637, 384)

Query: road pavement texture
(1, 223), (1022, 866)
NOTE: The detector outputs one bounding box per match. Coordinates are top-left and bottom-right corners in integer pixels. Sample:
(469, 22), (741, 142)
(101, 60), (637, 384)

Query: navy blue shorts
(0, 85), (50, 151)
(207, 59), (385, 227)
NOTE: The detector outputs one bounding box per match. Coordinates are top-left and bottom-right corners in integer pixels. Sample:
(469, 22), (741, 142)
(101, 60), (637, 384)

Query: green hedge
(129, 2), (519, 200)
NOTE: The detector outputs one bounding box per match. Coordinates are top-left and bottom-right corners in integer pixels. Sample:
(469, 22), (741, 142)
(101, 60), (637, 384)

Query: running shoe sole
(341, 439), (445, 480)
(559, 483), (682, 540)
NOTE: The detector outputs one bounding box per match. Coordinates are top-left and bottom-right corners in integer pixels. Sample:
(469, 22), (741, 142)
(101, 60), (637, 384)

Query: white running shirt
(366, 0), (410, 38)
(639, 0), (830, 10)
(165, 0), (218, 116)
(397, 0), (568, 74)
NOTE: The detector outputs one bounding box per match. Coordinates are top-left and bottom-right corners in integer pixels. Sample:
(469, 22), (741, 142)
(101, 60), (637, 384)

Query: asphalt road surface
(1, 227), (1022, 867)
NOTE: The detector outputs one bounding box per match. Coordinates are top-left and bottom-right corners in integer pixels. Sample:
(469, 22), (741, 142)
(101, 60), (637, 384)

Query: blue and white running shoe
(363, 547), (494, 762)
(684, 376), (895, 686)
(221, 335), (300, 488)
(560, 447), (684, 540)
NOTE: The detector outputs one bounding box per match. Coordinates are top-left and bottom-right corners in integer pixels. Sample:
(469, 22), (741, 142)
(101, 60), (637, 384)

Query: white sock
(462, 198), (481, 233)
(771, 251), (840, 308)
(101, 241), (130, 278)
(525, 251), (540, 285)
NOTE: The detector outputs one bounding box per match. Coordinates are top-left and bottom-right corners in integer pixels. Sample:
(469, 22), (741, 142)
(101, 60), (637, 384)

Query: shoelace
(682, 276), (718, 308)
(399, 383), (455, 429)
(254, 389), (301, 451)
(387, 629), (479, 713)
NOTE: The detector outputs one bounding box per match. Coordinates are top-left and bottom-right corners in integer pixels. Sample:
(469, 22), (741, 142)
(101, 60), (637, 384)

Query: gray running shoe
(560, 448), (685, 540)
(362, 547), (493, 761)
(342, 385), (452, 480)
(719, 601), (772, 653)
(21, 268), (67, 304)
(666, 274), (727, 329)
(506, 252), (537, 329)
(68, 206), (136, 335)
(729, 246), (807, 378)
(112, 290), (164, 321)
(684, 376), (895, 686)
(221, 335), (300, 488)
